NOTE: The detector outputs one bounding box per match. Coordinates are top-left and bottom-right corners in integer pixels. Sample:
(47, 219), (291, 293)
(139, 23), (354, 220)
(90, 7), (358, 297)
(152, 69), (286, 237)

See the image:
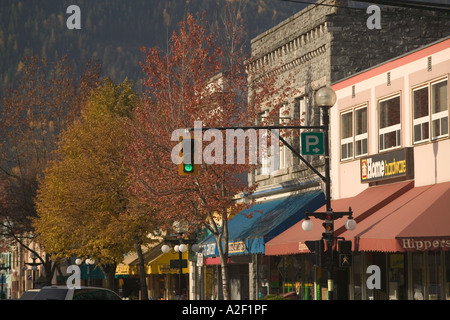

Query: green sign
(301, 132), (324, 155)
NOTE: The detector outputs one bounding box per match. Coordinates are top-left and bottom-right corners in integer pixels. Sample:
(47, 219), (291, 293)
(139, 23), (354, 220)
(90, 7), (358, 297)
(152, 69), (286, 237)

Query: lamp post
(300, 87), (356, 300)
(24, 253), (42, 290)
(75, 257), (95, 286)
(0, 258), (9, 300)
(161, 221), (199, 300)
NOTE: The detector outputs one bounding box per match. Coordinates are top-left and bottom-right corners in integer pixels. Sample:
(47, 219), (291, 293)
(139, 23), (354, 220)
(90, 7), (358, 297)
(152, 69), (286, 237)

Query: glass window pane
(412, 253), (425, 300)
(432, 80), (448, 114)
(423, 122), (429, 140)
(341, 112), (353, 139)
(383, 130), (399, 150)
(356, 138), (367, 156)
(413, 87), (429, 119)
(355, 107), (367, 135)
(414, 124), (422, 142)
(379, 96), (400, 128)
(432, 116), (449, 138)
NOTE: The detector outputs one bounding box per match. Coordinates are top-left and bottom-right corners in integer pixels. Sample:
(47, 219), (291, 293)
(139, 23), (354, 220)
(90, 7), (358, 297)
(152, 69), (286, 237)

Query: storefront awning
(265, 180), (414, 255)
(200, 190), (325, 257)
(340, 181), (450, 252)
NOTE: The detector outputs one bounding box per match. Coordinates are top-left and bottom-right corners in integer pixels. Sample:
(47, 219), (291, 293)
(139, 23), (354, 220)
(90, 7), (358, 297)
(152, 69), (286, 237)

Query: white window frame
(340, 104), (368, 162)
(340, 110), (354, 161)
(378, 94), (401, 152)
(412, 85), (430, 144)
(412, 77), (448, 144)
(431, 78), (448, 140)
(354, 105), (368, 157)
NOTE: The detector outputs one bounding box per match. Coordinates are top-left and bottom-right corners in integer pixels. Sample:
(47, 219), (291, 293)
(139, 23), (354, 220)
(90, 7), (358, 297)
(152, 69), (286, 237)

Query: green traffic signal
(184, 163), (194, 173)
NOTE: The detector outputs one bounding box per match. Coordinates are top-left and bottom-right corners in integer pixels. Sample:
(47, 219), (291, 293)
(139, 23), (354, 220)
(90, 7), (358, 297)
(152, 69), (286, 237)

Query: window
(431, 79), (448, 139)
(413, 86), (429, 143)
(379, 95), (401, 151)
(340, 105), (368, 161)
(341, 111), (353, 160)
(412, 78), (448, 144)
(293, 96), (308, 166)
(278, 104), (290, 170)
(355, 106), (368, 156)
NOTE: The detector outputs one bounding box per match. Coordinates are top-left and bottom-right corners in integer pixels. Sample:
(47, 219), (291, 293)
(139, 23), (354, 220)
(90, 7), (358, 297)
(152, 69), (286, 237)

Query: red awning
(340, 181), (450, 252)
(265, 180), (414, 255)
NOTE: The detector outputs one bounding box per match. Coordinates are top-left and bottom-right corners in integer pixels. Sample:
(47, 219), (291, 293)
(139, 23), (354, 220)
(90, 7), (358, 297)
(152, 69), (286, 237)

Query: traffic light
(338, 240), (352, 268)
(178, 136), (199, 176)
(322, 214), (334, 241)
(305, 239), (325, 267)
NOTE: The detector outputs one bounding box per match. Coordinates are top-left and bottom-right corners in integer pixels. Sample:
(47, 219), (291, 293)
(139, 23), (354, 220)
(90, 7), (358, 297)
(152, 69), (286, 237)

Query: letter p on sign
(301, 132), (324, 155)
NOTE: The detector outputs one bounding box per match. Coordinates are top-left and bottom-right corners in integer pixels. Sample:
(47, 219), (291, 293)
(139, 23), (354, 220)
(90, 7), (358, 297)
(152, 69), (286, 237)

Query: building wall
(331, 37), (450, 199)
(248, 0), (450, 194)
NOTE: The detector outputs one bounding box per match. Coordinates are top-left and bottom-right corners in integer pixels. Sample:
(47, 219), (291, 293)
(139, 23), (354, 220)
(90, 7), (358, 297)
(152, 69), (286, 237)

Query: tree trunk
(215, 219), (230, 300)
(101, 263), (117, 291)
(136, 242), (149, 300)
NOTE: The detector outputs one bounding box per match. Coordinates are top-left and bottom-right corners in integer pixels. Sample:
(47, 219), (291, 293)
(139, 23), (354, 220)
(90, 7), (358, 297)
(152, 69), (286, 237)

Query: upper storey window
(413, 77), (448, 144)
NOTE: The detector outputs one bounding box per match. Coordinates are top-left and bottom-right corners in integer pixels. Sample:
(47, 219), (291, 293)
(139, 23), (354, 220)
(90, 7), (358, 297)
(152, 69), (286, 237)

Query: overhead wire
(280, 0), (450, 12)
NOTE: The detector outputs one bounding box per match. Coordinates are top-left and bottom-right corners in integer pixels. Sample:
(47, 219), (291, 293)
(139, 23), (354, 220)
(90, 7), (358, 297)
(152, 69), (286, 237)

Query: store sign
(400, 238), (450, 251)
(228, 241), (246, 254)
(360, 148), (413, 183)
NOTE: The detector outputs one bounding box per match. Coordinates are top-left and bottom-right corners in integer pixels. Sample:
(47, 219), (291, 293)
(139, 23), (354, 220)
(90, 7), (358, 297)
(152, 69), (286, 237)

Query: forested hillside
(0, 0), (303, 93)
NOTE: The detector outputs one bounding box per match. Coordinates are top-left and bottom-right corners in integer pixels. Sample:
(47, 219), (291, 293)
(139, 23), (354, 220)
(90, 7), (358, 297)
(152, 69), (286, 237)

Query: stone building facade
(244, 0), (450, 299)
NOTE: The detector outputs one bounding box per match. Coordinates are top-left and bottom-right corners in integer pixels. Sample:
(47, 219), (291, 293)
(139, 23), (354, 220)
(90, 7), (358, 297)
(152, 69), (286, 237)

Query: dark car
(32, 286), (122, 300)
(19, 289), (41, 300)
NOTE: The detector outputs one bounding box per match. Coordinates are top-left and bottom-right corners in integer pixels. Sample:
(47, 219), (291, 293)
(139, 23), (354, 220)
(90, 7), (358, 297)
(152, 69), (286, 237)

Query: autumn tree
(33, 78), (155, 293)
(127, 9), (294, 299)
(0, 55), (101, 285)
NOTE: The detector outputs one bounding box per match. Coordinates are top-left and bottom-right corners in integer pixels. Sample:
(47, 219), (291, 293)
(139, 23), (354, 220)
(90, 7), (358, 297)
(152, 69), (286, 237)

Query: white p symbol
(305, 135), (319, 153)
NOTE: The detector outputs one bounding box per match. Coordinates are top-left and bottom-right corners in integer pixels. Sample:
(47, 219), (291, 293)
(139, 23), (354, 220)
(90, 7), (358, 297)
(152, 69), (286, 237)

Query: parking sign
(301, 132), (324, 155)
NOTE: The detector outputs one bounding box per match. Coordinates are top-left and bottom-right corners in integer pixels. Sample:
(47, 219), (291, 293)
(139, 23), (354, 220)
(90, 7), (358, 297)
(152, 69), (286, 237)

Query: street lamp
(300, 87), (355, 300)
(160, 221), (200, 300)
(75, 257), (96, 286)
(24, 252), (42, 289)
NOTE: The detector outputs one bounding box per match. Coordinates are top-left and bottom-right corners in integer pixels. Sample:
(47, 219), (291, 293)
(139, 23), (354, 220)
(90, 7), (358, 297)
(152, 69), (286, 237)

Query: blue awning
(200, 190), (325, 257)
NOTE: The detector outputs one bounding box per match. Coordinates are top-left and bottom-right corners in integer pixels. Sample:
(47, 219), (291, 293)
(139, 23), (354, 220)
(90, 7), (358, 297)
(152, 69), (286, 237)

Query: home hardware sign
(360, 148), (413, 183)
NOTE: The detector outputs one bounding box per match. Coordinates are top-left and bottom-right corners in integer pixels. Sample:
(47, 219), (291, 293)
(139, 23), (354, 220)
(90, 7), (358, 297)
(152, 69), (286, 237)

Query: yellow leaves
(34, 78), (142, 260)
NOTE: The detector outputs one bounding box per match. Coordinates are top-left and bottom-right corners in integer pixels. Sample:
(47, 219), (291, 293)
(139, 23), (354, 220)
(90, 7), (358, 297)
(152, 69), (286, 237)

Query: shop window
(379, 95), (401, 152)
(388, 254), (407, 300)
(412, 253), (425, 300)
(446, 251), (450, 300)
(428, 252), (443, 300)
(340, 105), (367, 161)
(413, 78), (448, 144)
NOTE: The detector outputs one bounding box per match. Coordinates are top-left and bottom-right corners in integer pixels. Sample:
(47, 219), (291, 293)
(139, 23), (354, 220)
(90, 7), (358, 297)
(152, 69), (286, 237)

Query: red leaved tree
(127, 11), (295, 300)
